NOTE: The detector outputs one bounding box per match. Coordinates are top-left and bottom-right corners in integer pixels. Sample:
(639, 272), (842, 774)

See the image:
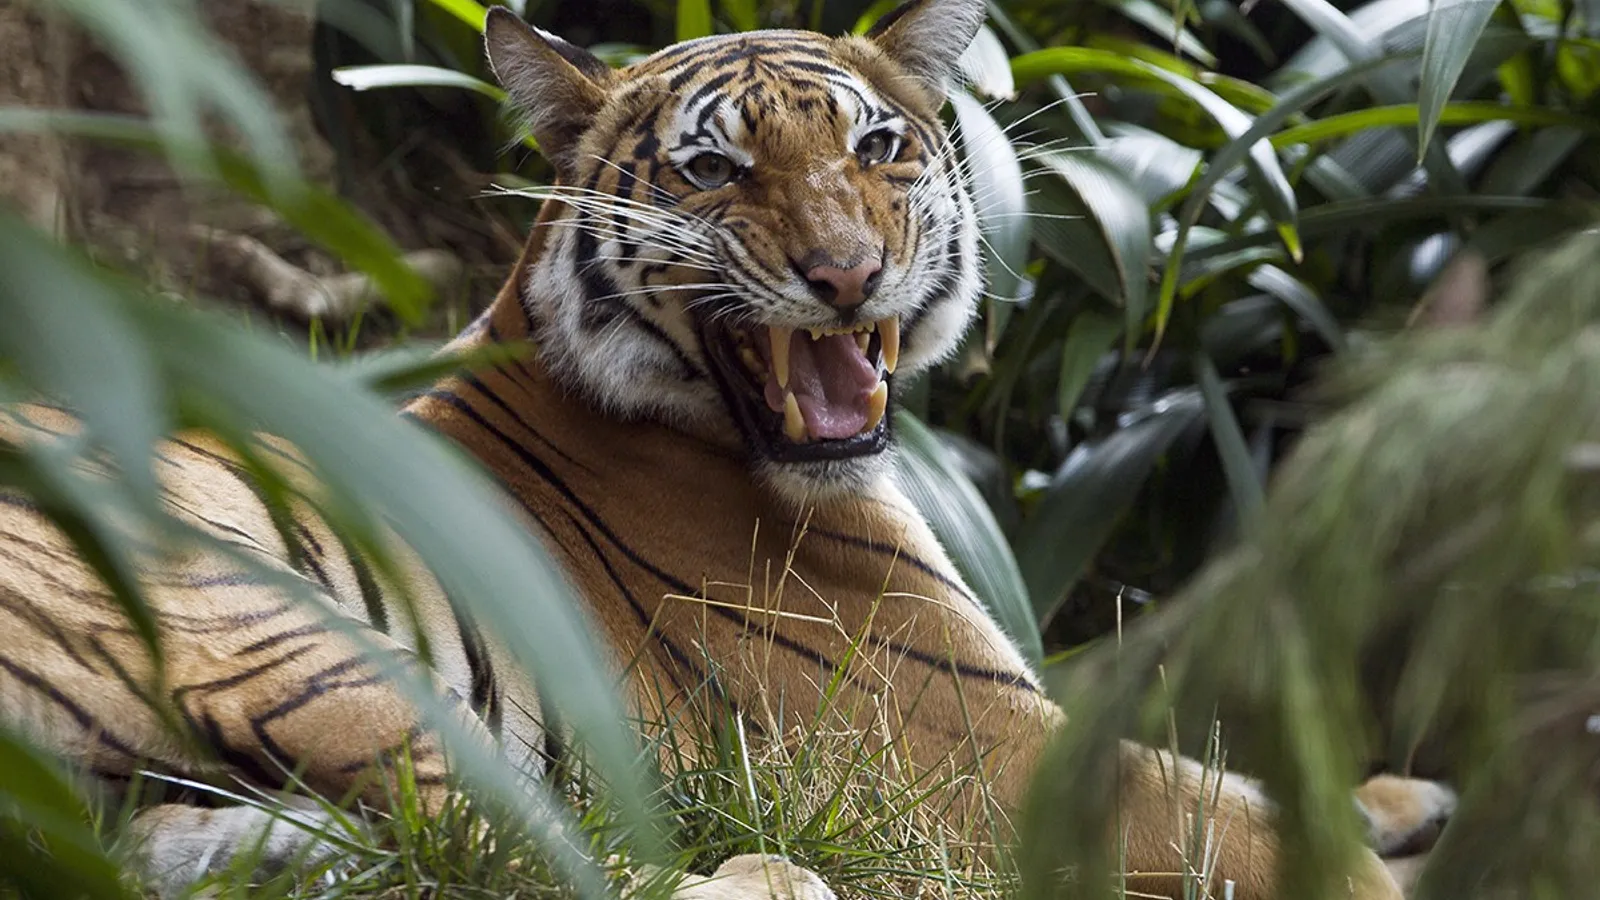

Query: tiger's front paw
(1356, 774), (1457, 857)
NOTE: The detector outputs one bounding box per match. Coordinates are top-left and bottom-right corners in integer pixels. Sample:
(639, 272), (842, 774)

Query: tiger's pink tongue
(764, 331), (879, 440)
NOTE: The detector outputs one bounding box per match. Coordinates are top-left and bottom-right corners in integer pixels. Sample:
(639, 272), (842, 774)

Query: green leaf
(895, 412), (1041, 666)
(1015, 389), (1206, 624)
(677, 0), (713, 41)
(1480, 126), (1586, 195)
(1031, 185), (1123, 301)
(720, 0), (760, 31)
(1419, 0), (1503, 155)
(1056, 311), (1124, 422)
(0, 224), (659, 892)
(1012, 45), (1299, 339)
(1193, 352), (1264, 528)
(1247, 265), (1347, 352)
(1179, 194), (1554, 266)
(852, 0), (903, 34)
(958, 25), (1017, 99)
(1098, 129), (1203, 206)
(332, 64), (506, 99)
(423, 0), (491, 31)
(1271, 102), (1592, 148)
(1032, 150), (1153, 339)
(0, 111), (433, 325)
(1159, 51), (1407, 301)
(1095, 0), (1217, 66)
(950, 91), (1031, 345)
(1274, 0), (1469, 191)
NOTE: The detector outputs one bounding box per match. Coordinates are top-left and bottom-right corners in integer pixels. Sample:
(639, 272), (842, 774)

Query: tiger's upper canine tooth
(783, 391), (806, 442)
(769, 326), (792, 389)
(865, 380), (888, 432)
(808, 327), (823, 341)
(855, 332), (870, 354)
(879, 317), (900, 375)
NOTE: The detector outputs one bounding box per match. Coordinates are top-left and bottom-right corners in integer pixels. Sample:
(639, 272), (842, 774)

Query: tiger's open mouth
(703, 318), (899, 463)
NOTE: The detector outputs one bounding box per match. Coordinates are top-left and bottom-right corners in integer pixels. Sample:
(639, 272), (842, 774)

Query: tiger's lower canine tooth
(855, 332), (870, 354)
(739, 347), (764, 374)
(865, 380), (888, 432)
(769, 326), (793, 389)
(783, 391), (806, 442)
(879, 317), (900, 374)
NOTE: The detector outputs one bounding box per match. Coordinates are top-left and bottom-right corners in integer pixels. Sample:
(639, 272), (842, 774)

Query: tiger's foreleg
(124, 583), (487, 892)
(125, 801), (344, 898)
(1114, 742), (1406, 900)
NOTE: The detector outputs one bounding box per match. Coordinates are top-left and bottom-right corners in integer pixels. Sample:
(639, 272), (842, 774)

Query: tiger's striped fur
(0, 1), (1451, 897)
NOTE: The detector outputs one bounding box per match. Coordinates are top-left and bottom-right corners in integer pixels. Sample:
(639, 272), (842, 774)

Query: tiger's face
(486, 0), (985, 501)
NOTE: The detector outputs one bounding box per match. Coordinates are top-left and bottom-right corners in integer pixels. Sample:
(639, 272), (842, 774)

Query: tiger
(0, 1), (1458, 898)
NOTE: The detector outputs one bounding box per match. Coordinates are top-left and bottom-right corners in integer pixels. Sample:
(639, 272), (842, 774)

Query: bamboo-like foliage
(1020, 230), (1600, 898)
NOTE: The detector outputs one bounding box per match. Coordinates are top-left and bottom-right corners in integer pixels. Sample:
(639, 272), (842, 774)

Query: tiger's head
(485, 0), (985, 502)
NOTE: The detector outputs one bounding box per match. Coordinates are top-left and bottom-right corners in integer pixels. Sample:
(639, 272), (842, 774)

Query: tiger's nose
(802, 258), (883, 311)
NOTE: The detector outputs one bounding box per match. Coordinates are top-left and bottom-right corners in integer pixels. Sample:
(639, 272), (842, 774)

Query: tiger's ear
(484, 6), (615, 179)
(865, 0), (986, 93)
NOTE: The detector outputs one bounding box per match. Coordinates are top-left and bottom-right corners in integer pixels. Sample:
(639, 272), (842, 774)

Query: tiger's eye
(687, 153), (737, 188)
(857, 130), (897, 165)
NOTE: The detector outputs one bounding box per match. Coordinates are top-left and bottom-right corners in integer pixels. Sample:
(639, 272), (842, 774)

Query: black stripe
(453, 372), (594, 474)
(0, 654), (141, 758)
(562, 510), (732, 712)
(423, 391), (1030, 692)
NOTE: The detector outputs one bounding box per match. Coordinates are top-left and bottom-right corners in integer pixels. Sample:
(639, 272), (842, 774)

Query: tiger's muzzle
(702, 317), (899, 463)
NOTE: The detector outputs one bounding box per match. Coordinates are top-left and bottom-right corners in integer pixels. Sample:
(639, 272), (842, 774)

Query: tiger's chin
(700, 316), (901, 504)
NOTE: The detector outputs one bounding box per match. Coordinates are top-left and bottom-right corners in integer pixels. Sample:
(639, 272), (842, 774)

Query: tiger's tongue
(763, 332), (878, 440)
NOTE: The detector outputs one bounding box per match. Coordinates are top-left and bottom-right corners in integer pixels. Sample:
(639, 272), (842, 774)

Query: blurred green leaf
(852, 0), (902, 34)
(0, 227), (163, 511)
(0, 727), (132, 900)
(332, 64), (506, 99)
(1419, 0), (1503, 155)
(720, 0), (760, 31)
(1480, 126), (1586, 195)
(677, 0), (713, 41)
(423, 0), (491, 31)
(0, 110), (433, 325)
(337, 342), (537, 397)
(48, 0), (296, 187)
(895, 411), (1041, 666)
